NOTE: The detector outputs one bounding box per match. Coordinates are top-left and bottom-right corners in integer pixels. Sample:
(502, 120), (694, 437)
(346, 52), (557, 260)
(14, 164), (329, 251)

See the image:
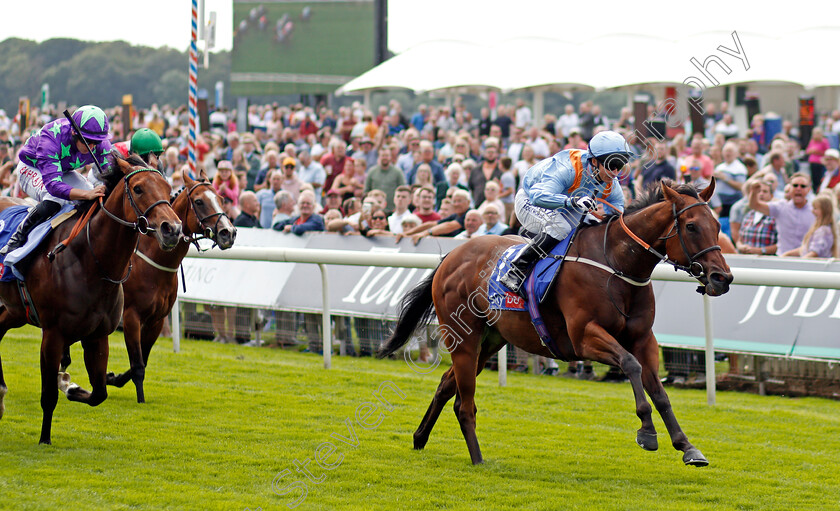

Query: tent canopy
(338, 28), (840, 95)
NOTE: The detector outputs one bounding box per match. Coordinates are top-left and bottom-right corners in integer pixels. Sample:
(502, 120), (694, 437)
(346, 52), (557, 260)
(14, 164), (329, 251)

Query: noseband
(100, 168), (171, 234)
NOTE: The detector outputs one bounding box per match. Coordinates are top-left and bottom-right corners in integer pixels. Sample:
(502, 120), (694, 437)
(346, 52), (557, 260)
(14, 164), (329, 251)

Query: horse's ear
(147, 152), (160, 168)
(699, 176), (716, 202)
(198, 167), (208, 182)
(112, 153), (130, 177)
(661, 179), (681, 204)
(183, 169), (196, 187)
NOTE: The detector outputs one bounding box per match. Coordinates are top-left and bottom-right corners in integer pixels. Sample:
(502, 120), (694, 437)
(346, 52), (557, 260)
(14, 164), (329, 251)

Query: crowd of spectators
(2, 96), (839, 370)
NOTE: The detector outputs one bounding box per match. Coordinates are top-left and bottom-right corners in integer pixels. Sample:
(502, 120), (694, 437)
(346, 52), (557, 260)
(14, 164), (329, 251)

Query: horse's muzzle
(704, 270), (733, 296)
(216, 226), (236, 250)
(158, 221), (183, 251)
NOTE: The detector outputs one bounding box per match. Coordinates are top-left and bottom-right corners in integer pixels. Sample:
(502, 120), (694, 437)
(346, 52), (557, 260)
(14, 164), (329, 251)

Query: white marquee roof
(338, 28), (840, 95)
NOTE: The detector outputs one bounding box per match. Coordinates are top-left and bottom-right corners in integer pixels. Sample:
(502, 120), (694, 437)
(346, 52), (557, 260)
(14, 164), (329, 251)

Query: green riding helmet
(130, 128), (163, 156)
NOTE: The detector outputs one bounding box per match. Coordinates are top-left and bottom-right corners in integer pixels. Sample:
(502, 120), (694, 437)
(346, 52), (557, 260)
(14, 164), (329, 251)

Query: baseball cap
(283, 157), (296, 167)
(823, 149), (840, 161)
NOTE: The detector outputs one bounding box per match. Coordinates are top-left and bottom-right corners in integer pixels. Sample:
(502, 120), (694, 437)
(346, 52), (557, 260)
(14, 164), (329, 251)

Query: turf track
(0, 325), (838, 510)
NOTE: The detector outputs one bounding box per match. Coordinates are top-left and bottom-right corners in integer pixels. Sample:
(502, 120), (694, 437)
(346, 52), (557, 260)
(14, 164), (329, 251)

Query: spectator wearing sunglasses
(748, 172), (815, 255)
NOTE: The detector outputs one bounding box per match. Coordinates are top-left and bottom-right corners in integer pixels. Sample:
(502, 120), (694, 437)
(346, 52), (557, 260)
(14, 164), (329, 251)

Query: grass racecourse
(1, 325), (839, 511)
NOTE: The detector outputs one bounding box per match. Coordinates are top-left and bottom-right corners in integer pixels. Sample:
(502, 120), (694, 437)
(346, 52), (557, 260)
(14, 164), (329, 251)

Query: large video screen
(231, 0), (376, 95)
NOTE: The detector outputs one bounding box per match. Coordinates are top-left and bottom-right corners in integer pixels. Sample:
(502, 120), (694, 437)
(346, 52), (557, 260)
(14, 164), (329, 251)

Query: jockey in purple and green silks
(0, 105), (111, 256)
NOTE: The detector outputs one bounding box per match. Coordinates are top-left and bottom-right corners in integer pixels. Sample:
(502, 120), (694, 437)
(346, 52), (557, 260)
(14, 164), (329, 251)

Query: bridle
(100, 168), (172, 235)
(179, 179), (231, 249)
(90, 167), (171, 283)
(602, 197), (721, 280)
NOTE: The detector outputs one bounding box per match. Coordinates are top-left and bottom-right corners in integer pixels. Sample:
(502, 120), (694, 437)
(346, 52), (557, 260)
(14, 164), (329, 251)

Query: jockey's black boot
(498, 231), (561, 296)
(0, 200), (61, 257)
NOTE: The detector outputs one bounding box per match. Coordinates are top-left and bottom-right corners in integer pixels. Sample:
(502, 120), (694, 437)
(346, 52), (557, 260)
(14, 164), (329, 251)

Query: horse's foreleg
(107, 311), (144, 395)
(65, 336), (108, 408)
(575, 323), (658, 451)
(60, 345), (72, 372)
(133, 317), (165, 403)
(39, 331), (65, 445)
(636, 334), (708, 466)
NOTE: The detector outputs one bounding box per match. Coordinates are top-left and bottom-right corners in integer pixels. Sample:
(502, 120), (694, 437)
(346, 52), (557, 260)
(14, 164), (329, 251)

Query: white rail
(176, 246), (840, 403)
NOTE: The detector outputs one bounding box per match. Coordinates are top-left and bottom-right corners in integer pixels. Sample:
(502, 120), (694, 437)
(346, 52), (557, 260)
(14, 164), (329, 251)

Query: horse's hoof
(106, 372), (116, 386)
(636, 430), (659, 451)
(683, 447), (709, 467)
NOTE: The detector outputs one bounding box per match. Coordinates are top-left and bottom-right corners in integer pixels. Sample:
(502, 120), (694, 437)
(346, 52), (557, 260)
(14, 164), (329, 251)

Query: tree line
(0, 38), (230, 114)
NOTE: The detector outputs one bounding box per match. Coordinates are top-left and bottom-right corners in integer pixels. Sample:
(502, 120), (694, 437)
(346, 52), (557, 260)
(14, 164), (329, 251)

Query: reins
(47, 167), (170, 284)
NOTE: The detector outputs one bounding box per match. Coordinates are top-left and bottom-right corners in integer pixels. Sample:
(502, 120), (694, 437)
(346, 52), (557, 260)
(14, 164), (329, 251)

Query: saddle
(0, 204), (77, 282)
(487, 231), (578, 359)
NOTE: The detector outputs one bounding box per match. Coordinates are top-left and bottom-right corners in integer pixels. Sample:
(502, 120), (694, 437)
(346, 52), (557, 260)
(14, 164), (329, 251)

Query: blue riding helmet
(588, 131), (634, 171)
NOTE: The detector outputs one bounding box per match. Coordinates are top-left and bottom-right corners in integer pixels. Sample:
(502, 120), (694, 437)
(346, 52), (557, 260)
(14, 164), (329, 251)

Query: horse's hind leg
(0, 306), (27, 420)
(451, 347), (483, 465)
(414, 331), (504, 451)
(64, 336), (108, 408)
(414, 366), (456, 450)
(636, 334), (708, 466)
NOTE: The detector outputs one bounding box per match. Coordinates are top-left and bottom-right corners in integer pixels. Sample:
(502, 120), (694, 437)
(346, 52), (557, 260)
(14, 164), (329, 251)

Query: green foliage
(0, 325), (839, 510)
(0, 38), (230, 113)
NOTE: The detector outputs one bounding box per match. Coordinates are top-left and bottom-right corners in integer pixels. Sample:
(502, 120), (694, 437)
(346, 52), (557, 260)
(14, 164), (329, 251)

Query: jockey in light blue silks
(0, 105), (111, 256)
(498, 130), (634, 294)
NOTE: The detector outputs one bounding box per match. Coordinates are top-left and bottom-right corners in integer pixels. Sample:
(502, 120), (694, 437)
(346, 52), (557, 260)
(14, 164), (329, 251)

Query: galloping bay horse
(0, 154), (181, 444)
(104, 169), (236, 402)
(379, 179), (733, 466)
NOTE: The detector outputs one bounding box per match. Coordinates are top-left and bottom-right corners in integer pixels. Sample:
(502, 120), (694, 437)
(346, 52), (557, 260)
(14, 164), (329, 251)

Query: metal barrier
(176, 246), (840, 404)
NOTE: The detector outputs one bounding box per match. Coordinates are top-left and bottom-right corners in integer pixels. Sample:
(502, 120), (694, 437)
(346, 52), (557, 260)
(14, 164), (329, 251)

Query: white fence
(175, 246), (840, 405)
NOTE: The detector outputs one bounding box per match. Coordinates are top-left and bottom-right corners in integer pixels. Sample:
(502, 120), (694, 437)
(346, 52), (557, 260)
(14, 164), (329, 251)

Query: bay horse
(0, 154), (181, 444)
(379, 180), (733, 466)
(103, 169), (236, 402)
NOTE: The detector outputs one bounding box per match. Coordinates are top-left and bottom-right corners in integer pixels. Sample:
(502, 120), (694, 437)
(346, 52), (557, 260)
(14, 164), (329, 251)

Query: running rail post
(319, 263), (331, 369)
(172, 295), (181, 353)
(188, 0), (199, 177)
(498, 344), (507, 386)
(703, 294), (716, 405)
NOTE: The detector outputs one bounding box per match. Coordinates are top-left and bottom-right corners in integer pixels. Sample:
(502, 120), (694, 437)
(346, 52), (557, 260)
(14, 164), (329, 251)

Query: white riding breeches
(16, 161), (92, 206)
(514, 189), (576, 240)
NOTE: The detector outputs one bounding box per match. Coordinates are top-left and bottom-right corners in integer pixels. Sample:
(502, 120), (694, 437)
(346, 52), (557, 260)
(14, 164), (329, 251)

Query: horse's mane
(76, 152), (147, 214)
(594, 179), (701, 225)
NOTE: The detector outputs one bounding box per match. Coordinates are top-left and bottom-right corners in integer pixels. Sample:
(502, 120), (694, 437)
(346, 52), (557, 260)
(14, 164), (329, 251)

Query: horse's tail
(377, 260), (441, 359)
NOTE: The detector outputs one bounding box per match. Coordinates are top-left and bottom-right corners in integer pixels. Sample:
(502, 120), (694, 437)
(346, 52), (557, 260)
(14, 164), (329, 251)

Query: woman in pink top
(213, 161), (240, 206)
(806, 127), (831, 191)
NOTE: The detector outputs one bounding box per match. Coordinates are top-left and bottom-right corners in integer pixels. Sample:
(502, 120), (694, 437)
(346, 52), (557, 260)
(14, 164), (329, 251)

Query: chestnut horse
(379, 180), (733, 466)
(104, 170), (236, 402)
(0, 154), (181, 444)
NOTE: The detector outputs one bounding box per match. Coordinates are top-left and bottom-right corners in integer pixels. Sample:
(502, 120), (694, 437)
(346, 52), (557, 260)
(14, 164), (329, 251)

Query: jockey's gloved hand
(570, 196), (596, 212)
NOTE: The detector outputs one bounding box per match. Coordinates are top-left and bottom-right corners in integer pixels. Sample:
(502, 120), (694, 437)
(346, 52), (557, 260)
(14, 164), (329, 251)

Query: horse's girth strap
(566, 256), (651, 286)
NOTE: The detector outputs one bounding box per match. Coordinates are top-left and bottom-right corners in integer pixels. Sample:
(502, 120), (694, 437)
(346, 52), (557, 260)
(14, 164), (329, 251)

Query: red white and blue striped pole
(188, 0), (199, 177)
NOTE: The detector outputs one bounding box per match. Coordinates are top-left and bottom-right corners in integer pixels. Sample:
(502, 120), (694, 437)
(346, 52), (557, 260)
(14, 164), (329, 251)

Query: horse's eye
(133, 185), (143, 195)
(686, 222), (697, 233)
(195, 199), (204, 206)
